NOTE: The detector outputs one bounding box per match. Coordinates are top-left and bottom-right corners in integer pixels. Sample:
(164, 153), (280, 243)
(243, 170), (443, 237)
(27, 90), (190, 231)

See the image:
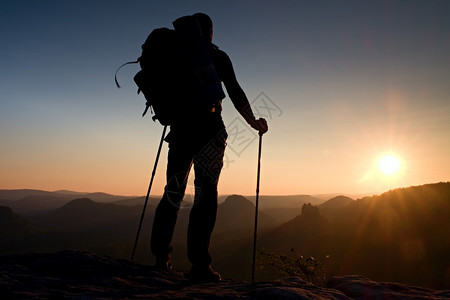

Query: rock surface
(0, 250), (448, 299)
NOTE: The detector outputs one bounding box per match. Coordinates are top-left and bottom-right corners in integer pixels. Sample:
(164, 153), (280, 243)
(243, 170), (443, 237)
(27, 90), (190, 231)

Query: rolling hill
(0, 206), (33, 236)
(318, 195), (354, 210)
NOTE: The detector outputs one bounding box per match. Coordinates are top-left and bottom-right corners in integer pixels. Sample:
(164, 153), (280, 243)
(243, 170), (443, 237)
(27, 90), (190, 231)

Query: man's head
(193, 12), (213, 43)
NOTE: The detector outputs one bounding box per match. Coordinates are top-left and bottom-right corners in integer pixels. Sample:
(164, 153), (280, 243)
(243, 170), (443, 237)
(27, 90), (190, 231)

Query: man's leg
(187, 174), (219, 267)
(151, 143), (193, 268)
(187, 132), (226, 280)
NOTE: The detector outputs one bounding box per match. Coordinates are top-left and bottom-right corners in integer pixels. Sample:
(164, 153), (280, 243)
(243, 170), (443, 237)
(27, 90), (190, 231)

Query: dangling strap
(114, 60), (139, 88)
(142, 102), (151, 117)
(142, 102), (155, 116)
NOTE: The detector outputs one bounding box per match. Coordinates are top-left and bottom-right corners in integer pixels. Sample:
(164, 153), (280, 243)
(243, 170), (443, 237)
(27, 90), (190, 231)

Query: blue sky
(1, 0), (449, 196)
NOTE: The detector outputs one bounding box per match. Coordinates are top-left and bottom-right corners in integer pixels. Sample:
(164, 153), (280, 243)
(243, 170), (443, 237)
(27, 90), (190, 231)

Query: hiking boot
(155, 256), (172, 270)
(187, 265), (222, 282)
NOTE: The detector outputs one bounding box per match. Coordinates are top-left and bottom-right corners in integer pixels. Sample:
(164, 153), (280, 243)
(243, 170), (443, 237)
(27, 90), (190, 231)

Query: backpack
(115, 16), (225, 125)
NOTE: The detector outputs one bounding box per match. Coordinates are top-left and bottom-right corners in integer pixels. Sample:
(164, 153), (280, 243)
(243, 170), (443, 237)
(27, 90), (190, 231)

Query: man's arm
(215, 49), (268, 133)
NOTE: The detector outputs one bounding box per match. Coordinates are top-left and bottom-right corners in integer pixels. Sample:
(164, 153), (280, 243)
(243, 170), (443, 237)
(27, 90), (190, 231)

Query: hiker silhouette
(150, 12), (268, 282)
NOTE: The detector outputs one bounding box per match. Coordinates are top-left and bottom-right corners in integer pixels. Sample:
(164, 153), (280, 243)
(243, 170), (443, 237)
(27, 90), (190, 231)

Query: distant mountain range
(0, 189), (134, 202)
(0, 189), (328, 219)
(0, 189), (136, 216)
(0, 190), (349, 265)
(1, 182), (449, 289)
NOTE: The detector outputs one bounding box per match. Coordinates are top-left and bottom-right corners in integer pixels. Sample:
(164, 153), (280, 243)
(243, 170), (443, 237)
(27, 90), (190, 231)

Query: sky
(1, 0), (449, 197)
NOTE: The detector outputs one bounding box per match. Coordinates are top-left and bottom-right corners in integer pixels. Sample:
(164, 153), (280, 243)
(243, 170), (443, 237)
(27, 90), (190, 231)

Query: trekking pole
(251, 131), (264, 282)
(131, 125), (167, 260)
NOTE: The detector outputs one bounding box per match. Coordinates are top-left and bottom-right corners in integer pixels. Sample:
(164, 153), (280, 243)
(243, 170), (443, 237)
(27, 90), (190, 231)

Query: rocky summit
(0, 250), (449, 299)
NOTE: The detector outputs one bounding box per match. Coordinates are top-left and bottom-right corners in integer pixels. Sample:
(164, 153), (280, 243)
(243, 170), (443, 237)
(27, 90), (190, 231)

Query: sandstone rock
(0, 250), (448, 299)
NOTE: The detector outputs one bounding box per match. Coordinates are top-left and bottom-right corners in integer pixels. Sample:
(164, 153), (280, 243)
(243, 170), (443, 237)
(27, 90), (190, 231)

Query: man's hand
(251, 118), (268, 135)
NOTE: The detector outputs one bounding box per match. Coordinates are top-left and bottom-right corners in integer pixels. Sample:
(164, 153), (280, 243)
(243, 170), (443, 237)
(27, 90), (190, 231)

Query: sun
(378, 154), (401, 175)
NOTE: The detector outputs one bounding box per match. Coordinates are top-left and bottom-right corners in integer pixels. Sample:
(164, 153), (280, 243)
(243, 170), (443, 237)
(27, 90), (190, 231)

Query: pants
(151, 115), (227, 266)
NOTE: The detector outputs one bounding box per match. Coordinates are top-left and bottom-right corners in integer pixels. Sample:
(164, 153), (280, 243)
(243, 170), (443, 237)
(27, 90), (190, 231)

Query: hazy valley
(1, 182), (449, 289)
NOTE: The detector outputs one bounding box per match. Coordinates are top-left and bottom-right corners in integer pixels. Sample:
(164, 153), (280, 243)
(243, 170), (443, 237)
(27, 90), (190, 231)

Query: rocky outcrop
(1, 250), (448, 299)
(328, 275), (449, 299)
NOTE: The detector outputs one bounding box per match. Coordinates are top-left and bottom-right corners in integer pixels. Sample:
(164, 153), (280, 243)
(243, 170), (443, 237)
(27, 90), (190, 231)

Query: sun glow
(378, 154), (401, 175)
